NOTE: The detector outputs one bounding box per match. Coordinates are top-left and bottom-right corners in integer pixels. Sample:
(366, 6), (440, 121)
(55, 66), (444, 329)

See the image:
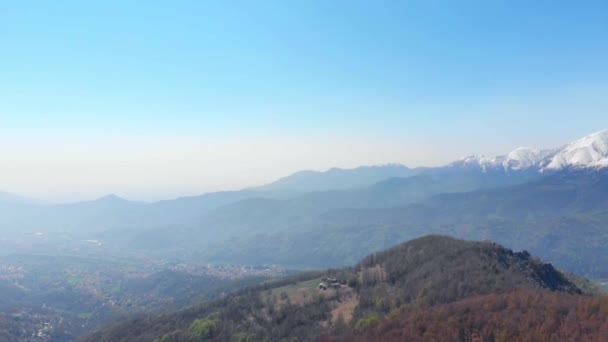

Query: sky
(1, 0), (607, 202)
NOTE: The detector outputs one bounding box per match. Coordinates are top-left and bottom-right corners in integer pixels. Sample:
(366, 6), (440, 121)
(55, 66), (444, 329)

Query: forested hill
(354, 235), (580, 309)
(79, 236), (585, 342)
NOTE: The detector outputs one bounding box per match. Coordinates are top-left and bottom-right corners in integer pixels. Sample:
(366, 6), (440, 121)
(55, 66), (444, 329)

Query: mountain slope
(545, 129), (608, 170)
(129, 168), (546, 257)
(0, 191), (45, 205)
(0, 189), (269, 238)
(448, 147), (557, 172)
(331, 290), (608, 342)
(450, 128), (608, 173)
(190, 169), (608, 278)
(253, 164), (418, 193)
(79, 236), (582, 342)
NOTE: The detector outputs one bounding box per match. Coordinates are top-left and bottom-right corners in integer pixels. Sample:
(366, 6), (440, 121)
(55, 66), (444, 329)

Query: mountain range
(448, 129), (608, 172)
(2, 129), (608, 278)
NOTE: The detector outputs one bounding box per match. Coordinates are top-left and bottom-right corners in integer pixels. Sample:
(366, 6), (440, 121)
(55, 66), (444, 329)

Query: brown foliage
(331, 290), (608, 342)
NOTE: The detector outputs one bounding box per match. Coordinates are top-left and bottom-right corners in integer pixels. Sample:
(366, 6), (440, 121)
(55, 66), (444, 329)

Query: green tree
(231, 332), (255, 342)
(189, 318), (220, 341)
(354, 313), (379, 331)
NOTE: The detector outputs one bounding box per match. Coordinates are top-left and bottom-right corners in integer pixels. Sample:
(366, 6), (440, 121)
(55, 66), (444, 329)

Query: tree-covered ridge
(350, 235), (580, 325)
(358, 235), (580, 295)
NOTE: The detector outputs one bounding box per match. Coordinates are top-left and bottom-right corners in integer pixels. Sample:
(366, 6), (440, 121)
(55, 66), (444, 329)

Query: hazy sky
(1, 1), (607, 202)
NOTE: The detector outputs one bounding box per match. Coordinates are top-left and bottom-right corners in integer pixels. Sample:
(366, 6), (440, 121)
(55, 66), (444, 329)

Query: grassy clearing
(264, 278), (323, 305)
(330, 288), (358, 324)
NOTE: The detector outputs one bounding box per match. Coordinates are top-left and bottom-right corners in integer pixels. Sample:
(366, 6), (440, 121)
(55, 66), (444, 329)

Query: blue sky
(1, 1), (607, 201)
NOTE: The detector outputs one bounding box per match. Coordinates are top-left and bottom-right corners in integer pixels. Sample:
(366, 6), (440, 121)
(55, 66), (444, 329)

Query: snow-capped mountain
(504, 147), (557, 170)
(543, 129), (608, 171)
(449, 148), (556, 172)
(449, 129), (608, 172)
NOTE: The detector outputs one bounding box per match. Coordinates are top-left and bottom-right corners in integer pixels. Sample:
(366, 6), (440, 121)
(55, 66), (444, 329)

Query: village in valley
(0, 235), (290, 342)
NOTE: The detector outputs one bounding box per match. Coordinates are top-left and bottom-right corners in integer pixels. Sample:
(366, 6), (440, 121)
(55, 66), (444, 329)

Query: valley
(0, 239), (287, 341)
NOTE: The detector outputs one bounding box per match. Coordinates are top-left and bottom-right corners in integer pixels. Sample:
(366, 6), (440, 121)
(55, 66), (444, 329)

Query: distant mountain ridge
(158, 168), (608, 279)
(251, 128), (608, 195)
(3, 129), (607, 204)
(451, 129), (608, 173)
(253, 164), (418, 193)
(0, 191), (47, 205)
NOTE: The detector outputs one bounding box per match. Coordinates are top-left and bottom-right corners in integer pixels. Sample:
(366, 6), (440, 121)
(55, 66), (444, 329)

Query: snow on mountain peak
(450, 155), (500, 171)
(505, 147), (556, 170)
(544, 129), (608, 170)
(447, 129), (608, 172)
(455, 155), (493, 165)
(451, 147), (553, 172)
